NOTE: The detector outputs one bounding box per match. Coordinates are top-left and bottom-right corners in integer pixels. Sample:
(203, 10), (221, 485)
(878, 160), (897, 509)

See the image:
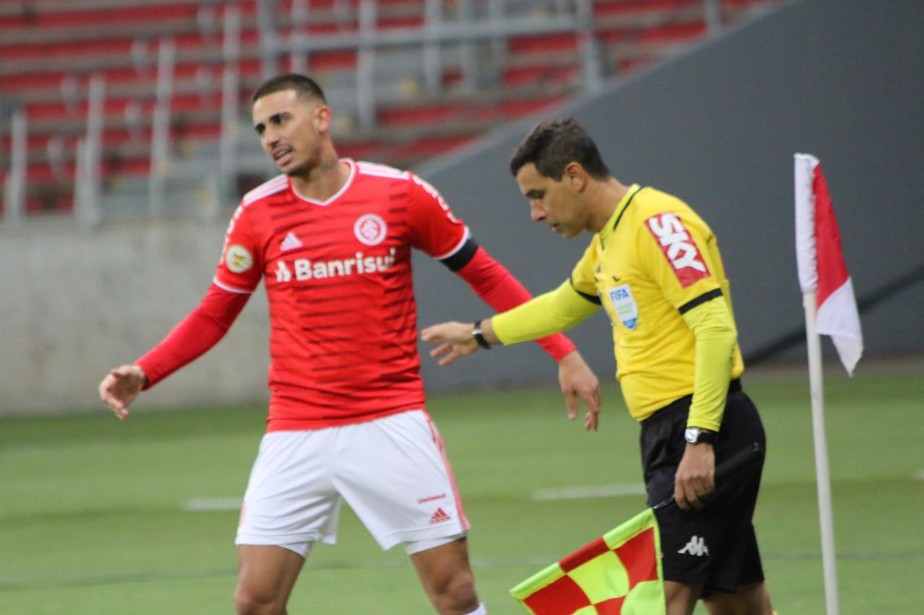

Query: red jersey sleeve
(405, 173), (470, 259)
(456, 247), (576, 362)
(213, 199), (264, 293)
(404, 174), (575, 362)
(136, 284), (250, 388)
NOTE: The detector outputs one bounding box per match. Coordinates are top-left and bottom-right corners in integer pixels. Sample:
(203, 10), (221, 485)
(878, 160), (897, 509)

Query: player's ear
(314, 104), (333, 133)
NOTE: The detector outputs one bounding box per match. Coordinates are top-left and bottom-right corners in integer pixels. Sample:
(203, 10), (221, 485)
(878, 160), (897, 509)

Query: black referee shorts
(640, 382), (767, 595)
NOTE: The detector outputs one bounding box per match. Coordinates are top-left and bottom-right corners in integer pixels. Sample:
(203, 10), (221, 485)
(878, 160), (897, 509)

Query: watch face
(685, 427), (714, 444)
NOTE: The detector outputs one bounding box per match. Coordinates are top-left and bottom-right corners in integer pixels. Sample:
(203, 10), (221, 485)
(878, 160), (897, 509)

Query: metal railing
(0, 0), (756, 227)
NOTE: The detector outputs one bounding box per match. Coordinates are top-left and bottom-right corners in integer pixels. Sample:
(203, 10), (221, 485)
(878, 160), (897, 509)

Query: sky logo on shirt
(645, 212), (710, 287)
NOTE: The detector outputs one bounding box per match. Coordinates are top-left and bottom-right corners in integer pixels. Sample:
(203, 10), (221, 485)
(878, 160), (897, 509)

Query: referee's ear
(564, 161), (589, 193)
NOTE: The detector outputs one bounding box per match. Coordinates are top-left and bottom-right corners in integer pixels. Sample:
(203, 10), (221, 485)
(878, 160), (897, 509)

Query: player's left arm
(453, 246), (602, 429)
(407, 175), (601, 428)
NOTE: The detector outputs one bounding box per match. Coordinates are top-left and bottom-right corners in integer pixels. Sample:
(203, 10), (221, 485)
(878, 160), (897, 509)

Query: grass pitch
(1, 366), (921, 614)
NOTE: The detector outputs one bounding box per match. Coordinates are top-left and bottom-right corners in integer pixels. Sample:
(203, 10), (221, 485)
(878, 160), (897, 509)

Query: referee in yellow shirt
(422, 118), (775, 615)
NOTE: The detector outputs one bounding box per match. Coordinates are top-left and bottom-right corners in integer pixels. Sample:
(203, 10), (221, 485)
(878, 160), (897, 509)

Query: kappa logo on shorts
(429, 508), (451, 525)
(677, 535), (710, 557)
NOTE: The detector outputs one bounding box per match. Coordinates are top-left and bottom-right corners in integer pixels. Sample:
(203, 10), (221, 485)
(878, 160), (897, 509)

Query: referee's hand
(674, 444), (716, 510)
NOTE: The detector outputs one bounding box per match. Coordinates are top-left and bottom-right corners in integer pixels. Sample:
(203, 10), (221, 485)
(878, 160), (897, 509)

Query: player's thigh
(334, 410), (469, 549)
(237, 430), (341, 551)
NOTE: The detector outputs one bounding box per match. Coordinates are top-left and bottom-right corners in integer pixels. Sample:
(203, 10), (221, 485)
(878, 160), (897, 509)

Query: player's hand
(99, 364), (146, 420)
(557, 351), (601, 431)
(674, 443), (716, 510)
(421, 322), (481, 366)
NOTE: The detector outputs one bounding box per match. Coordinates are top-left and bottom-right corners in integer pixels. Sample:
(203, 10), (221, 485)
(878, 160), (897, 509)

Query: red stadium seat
(0, 0), (787, 216)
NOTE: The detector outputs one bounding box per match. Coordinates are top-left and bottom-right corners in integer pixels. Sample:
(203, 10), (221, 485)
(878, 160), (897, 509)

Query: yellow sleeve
(493, 280), (600, 345)
(681, 295), (738, 431)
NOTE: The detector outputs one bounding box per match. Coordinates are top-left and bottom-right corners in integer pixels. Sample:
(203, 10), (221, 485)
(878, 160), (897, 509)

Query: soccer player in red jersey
(99, 74), (601, 615)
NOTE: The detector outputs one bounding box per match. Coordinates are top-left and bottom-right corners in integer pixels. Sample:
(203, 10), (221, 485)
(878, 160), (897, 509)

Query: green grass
(1, 370), (922, 614)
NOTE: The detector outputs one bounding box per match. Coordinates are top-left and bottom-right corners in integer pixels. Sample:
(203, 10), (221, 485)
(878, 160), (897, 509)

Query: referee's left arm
(680, 294), (738, 432)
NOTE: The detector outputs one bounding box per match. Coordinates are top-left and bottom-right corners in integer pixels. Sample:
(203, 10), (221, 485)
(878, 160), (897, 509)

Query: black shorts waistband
(641, 379), (742, 427)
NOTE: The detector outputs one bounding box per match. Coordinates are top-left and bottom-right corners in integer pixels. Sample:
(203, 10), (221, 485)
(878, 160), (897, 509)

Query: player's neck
(290, 156), (350, 202)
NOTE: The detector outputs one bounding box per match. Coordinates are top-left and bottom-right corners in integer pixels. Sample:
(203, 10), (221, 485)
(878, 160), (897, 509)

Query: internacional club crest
(354, 213), (387, 246)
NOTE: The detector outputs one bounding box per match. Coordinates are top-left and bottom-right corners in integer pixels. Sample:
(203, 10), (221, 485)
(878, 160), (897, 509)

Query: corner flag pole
(795, 152), (864, 615)
(802, 291), (840, 615)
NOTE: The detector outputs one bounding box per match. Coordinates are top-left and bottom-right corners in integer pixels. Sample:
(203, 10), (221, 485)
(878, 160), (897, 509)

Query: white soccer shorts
(236, 409), (470, 557)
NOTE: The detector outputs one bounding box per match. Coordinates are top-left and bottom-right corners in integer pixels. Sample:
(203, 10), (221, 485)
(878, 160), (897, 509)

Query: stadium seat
(0, 0), (787, 216)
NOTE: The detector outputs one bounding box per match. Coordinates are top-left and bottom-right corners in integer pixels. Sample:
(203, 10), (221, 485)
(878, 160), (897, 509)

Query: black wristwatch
(684, 427), (717, 445)
(472, 320), (492, 350)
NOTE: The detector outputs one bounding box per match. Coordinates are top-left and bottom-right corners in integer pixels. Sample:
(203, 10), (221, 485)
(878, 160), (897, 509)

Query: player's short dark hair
(252, 73), (328, 105)
(509, 117), (610, 181)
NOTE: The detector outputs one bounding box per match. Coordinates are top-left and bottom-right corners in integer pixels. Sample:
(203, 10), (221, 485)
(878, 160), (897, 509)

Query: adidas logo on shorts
(429, 508), (451, 525)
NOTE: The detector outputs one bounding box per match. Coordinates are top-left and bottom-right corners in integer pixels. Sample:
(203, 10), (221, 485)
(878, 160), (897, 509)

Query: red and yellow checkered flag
(510, 508), (665, 615)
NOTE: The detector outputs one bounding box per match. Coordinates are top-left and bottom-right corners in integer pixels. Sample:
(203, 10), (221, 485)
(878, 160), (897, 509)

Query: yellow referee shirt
(494, 185), (744, 429)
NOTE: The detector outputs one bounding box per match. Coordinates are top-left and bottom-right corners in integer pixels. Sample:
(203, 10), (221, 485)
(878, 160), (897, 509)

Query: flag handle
(804, 291), (841, 615)
(652, 442), (764, 511)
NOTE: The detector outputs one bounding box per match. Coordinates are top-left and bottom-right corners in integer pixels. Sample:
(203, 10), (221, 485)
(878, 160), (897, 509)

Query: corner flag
(794, 153), (863, 375)
(794, 153), (858, 615)
(510, 508), (665, 615)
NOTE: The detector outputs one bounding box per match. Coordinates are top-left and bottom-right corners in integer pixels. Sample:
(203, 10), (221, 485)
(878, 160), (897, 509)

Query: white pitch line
(182, 486), (647, 511)
(915, 470), (924, 482)
(182, 497), (242, 512)
(531, 483), (646, 501)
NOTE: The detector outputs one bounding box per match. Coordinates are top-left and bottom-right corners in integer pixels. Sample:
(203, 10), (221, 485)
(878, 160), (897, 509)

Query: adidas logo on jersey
(280, 232), (302, 251)
(677, 535), (710, 557)
(429, 508), (451, 525)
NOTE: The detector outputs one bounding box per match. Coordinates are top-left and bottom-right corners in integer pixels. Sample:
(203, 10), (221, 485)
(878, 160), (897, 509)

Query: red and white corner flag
(795, 154), (863, 375)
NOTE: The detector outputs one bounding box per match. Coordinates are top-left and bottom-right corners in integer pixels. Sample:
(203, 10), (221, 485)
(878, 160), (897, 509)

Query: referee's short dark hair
(509, 117), (610, 181)
(252, 73), (327, 105)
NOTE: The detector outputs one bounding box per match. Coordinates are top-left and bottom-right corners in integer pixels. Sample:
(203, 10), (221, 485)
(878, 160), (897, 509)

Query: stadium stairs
(0, 0), (784, 217)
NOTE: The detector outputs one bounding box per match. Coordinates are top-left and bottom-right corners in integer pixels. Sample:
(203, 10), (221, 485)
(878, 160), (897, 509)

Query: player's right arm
(99, 284), (251, 420)
(100, 200), (261, 420)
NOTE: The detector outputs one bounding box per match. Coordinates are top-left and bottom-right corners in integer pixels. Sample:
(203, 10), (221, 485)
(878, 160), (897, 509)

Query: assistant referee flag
(510, 508), (665, 615)
(794, 153), (863, 375)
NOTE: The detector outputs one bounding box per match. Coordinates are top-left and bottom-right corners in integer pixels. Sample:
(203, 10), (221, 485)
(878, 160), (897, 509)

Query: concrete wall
(2, 0), (921, 414)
